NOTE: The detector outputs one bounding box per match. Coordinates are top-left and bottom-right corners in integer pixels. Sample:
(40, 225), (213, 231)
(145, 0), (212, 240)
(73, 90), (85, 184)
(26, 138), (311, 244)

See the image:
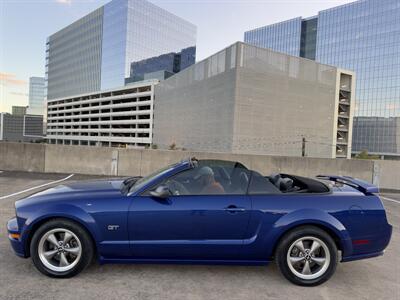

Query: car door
(242, 171), (285, 259)
(128, 163), (252, 260)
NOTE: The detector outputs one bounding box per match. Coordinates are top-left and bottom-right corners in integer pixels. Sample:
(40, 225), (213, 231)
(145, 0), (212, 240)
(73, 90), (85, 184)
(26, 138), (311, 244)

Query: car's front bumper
(7, 217), (26, 258)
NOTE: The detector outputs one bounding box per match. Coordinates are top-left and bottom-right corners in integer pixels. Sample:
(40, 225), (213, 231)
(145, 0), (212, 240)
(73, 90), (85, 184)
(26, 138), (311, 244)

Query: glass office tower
(244, 18), (302, 57)
(28, 77), (45, 115)
(46, 0), (196, 99)
(125, 46), (196, 83)
(46, 8), (104, 100)
(244, 0), (400, 157)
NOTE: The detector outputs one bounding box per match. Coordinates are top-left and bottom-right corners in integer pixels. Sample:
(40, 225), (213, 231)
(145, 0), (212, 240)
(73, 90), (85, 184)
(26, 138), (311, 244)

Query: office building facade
(28, 77), (45, 115)
(353, 117), (400, 155)
(244, 0), (400, 157)
(46, 0), (196, 100)
(12, 106), (27, 116)
(46, 81), (157, 147)
(125, 46), (196, 83)
(153, 42), (355, 159)
(0, 113), (44, 142)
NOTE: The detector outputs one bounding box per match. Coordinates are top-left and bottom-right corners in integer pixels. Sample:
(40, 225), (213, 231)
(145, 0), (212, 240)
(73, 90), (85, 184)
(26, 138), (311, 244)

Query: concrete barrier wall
(45, 144), (119, 175)
(0, 142), (45, 172)
(1, 142), (399, 190)
(119, 150), (374, 182)
(373, 160), (400, 191)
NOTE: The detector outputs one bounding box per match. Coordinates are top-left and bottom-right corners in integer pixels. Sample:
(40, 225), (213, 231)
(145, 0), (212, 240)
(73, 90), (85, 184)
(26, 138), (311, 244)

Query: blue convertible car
(7, 158), (392, 286)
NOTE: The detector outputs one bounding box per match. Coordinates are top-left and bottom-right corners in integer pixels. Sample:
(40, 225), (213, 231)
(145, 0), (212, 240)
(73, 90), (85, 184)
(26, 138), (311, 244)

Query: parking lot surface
(0, 171), (399, 300)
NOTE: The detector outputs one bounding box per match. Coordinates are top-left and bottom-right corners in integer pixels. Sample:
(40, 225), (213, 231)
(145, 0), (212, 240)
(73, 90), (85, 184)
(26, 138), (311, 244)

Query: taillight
(352, 239), (370, 245)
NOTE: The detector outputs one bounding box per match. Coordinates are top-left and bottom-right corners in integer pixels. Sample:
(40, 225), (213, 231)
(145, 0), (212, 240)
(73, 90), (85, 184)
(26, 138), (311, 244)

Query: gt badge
(107, 225), (120, 231)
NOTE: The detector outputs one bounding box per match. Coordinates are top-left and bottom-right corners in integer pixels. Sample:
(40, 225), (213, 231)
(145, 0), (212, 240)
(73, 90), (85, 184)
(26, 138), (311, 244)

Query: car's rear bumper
(341, 250), (385, 262)
(7, 217), (26, 258)
(342, 223), (392, 262)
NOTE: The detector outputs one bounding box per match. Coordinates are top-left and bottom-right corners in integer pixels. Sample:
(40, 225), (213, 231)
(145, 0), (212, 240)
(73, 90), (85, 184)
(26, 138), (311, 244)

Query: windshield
(128, 162), (180, 195)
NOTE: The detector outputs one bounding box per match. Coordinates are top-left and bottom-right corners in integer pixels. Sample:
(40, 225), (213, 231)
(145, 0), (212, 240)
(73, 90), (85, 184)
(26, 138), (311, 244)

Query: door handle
(224, 205), (246, 213)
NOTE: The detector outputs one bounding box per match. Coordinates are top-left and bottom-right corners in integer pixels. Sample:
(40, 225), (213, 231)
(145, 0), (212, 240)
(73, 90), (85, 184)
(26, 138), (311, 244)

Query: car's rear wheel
(30, 219), (94, 278)
(275, 226), (338, 286)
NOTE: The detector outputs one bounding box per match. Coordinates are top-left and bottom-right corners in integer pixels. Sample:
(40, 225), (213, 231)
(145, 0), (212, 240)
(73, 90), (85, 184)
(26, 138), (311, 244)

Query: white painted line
(381, 196), (400, 205)
(0, 174), (74, 200)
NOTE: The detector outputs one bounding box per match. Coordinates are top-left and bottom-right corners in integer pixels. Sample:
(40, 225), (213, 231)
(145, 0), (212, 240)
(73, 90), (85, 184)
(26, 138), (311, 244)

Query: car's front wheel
(30, 219), (94, 278)
(275, 226), (338, 286)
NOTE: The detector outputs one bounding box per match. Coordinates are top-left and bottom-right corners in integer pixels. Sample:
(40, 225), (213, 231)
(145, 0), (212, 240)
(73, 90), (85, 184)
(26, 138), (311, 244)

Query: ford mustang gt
(7, 158), (392, 286)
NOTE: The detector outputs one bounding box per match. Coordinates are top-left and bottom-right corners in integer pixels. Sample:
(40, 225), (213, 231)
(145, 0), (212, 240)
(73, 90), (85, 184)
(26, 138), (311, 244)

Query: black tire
(30, 218), (94, 278)
(275, 226), (338, 286)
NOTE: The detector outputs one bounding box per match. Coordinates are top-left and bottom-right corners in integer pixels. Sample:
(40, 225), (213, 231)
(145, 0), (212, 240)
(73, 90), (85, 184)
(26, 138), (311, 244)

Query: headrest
(280, 178), (294, 192)
(214, 166), (230, 180)
(269, 173), (281, 185)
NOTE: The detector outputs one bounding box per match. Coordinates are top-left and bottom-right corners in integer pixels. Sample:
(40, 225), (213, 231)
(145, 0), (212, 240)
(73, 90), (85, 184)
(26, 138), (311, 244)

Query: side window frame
(247, 171), (282, 195)
(141, 164), (252, 197)
(140, 168), (195, 196)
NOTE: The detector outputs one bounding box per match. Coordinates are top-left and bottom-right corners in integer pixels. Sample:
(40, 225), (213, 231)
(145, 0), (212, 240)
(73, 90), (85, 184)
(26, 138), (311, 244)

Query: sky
(0, 0), (354, 113)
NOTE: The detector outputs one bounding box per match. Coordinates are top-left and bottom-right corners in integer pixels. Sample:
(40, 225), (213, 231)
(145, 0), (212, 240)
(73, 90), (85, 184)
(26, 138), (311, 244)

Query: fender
(20, 203), (101, 255)
(264, 209), (353, 258)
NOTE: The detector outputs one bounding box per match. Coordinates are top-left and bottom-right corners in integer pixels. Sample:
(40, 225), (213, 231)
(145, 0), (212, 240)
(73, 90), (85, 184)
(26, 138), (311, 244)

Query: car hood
(16, 179), (124, 208)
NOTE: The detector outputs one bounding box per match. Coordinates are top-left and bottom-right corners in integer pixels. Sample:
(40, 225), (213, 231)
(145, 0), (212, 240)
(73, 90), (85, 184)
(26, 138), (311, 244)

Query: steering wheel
(166, 180), (190, 195)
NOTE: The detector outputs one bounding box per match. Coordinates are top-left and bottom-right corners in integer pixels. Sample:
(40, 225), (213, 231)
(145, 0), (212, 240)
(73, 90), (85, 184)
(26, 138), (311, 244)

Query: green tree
(355, 150), (380, 160)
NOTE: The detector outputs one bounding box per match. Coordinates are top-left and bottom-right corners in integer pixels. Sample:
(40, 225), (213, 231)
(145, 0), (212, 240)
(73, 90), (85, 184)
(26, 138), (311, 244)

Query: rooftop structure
(153, 42), (355, 159)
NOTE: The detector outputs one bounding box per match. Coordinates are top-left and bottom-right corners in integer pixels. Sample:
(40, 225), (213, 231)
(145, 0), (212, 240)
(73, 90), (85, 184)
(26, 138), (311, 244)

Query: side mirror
(150, 185), (170, 199)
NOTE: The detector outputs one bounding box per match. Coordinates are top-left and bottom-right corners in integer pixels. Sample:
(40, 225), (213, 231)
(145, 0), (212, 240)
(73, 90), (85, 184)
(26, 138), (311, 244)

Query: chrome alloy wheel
(38, 228), (82, 273)
(286, 236), (330, 280)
